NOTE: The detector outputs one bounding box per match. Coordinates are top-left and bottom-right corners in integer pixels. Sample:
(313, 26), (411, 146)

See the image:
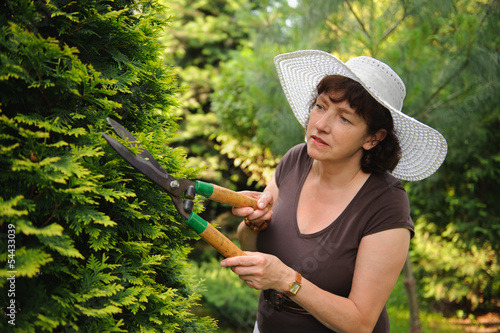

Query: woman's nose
(315, 113), (332, 133)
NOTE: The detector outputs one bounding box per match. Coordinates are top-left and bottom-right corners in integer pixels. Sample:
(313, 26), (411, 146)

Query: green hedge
(0, 0), (216, 331)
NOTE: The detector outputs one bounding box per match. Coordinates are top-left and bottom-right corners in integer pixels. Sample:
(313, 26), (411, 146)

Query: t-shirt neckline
(293, 156), (374, 238)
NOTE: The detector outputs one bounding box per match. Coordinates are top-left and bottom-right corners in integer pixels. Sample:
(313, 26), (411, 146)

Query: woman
(220, 50), (447, 332)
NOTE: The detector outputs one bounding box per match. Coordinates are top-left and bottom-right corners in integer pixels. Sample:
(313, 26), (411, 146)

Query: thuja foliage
(0, 0), (217, 331)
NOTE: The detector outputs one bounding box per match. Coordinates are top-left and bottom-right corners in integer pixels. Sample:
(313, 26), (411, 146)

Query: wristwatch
(285, 271), (302, 296)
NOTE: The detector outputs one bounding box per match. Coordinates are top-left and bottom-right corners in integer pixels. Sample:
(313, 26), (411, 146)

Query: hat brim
(274, 50), (447, 181)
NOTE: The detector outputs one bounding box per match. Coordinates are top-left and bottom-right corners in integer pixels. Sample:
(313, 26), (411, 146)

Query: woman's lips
(311, 135), (328, 146)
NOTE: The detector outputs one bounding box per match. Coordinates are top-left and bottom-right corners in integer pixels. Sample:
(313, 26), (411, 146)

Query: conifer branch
(380, 2), (409, 44)
(344, 0), (370, 39)
(421, 0), (493, 118)
(42, 203), (59, 227)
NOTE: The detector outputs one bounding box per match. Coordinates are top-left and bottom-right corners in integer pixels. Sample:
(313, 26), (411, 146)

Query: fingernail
(220, 261), (226, 267)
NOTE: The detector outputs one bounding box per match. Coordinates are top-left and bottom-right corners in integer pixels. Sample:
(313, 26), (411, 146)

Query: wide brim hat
(274, 50), (448, 181)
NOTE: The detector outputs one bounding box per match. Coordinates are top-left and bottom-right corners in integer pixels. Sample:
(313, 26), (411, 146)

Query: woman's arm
(234, 174), (278, 251)
(294, 228), (410, 332)
(222, 227), (410, 333)
(237, 220), (259, 251)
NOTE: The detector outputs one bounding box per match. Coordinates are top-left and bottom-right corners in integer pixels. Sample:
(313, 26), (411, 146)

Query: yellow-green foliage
(411, 219), (500, 311)
(0, 0), (216, 331)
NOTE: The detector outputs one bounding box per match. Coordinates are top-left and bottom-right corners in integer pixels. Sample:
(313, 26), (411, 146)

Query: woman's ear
(363, 129), (387, 150)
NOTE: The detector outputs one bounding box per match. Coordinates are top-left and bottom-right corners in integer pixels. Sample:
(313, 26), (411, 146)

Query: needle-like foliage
(0, 0), (216, 331)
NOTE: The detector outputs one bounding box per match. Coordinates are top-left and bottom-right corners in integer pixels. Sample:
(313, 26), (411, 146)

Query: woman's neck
(311, 159), (369, 191)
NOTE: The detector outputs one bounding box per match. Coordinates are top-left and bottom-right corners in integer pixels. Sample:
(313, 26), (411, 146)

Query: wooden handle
(199, 223), (246, 258)
(209, 184), (260, 209)
(185, 213), (245, 258)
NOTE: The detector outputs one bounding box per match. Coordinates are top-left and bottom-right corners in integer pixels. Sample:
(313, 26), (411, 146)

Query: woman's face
(306, 92), (378, 166)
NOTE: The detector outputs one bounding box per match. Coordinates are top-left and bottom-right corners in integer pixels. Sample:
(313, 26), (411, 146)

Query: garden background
(0, 0), (498, 332)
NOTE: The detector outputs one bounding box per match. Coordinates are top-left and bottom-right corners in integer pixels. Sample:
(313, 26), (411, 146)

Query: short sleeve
(275, 144), (307, 188)
(362, 177), (414, 239)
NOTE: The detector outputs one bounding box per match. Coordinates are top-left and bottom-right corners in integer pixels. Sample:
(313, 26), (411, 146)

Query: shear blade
(102, 132), (174, 191)
(106, 117), (167, 174)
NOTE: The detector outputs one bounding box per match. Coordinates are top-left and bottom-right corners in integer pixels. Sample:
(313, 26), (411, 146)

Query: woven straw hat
(274, 50), (447, 181)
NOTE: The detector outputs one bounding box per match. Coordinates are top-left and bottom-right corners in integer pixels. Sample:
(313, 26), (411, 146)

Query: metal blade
(102, 129), (196, 219)
(102, 132), (170, 189)
(106, 117), (167, 174)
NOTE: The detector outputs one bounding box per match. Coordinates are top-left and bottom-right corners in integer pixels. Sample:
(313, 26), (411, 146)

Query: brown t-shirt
(256, 144), (414, 333)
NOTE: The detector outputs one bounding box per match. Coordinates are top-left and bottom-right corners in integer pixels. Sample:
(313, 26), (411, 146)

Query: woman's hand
(221, 252), (295, 292)
(233, 191), (274, 232)
(235, 175), (278, 250)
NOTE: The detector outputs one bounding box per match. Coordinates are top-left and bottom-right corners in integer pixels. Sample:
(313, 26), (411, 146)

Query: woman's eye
(341, 116), (351, 124)
(315, 104), (324, 110)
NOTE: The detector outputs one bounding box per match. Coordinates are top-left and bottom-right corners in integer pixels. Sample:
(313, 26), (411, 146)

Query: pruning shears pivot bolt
(170, 180), (180, 189)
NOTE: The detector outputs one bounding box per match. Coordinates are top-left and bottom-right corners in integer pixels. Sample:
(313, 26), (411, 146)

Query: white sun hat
(274, 49), (448, 181)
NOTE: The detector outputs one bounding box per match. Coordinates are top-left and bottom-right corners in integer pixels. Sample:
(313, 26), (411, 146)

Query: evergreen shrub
(0, 0), (216, 331)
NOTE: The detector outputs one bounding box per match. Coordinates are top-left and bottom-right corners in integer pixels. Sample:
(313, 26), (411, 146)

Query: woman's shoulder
(283, 143), (308, 160)
(362, 172), (411, 215)
(277, 143), (309, 169)
(370, 171), (406, 193)
(361, 172), (414, 238)
(275, 143), (310, 186)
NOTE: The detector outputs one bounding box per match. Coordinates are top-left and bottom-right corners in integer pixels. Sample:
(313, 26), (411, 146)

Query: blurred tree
(0, 0), (217, 331)
(399, 0), (500, 314)
(159, 0), (264, 189)
(212, 0), (335, 186)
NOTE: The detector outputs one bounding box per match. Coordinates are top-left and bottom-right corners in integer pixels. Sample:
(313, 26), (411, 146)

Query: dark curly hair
(309, 75), (401, 174)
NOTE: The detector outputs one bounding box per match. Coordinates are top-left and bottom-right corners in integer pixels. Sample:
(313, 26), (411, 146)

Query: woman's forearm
(292, 278), (374, 333)
(237, 221), (259, 251)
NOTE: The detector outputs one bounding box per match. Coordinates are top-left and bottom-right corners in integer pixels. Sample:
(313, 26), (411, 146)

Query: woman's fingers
(221, 251), (256, 267)
(221, 253), (291, 291)
(233, 206), (254, 217)
(232, 192), (272, 218)
(230, 191), (273, 231)
(257, 191), (274, 209)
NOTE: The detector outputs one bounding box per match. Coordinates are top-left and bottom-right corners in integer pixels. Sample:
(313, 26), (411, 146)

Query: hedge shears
(102, 117), (249, 257)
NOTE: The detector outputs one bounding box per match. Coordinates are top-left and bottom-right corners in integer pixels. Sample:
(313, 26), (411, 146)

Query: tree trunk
(403, 255), (421, 333)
